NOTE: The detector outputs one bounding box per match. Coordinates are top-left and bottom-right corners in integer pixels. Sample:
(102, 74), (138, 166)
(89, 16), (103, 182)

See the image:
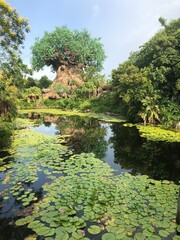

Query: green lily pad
(34, 227), (55, 237)
(55, 227), (69, 240)
(102, 233), (116, 240)
(87, 225), (101, 234)
(158, 229), (169, 237)
(172, 236), (180, 240)
(134, 233), (146, 240)
(71, 230), (84, 239)
(28, 220), (42, 229)
(16, 218), (29, 226)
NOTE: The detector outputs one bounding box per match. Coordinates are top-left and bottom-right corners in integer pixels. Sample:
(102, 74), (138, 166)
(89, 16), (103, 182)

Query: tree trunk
(52, 65), (83, 89)
(43, 65), (83, 99)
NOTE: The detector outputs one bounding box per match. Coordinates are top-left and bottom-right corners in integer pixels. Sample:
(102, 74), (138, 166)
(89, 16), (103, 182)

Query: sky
(7, 0), (180, 80)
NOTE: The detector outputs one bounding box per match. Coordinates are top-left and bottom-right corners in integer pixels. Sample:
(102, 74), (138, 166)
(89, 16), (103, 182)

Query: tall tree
(135, 18), (180, 101)
(111, 18), (180, 126)
(0, 0), (30, 119)
(31, 26), (106, 89)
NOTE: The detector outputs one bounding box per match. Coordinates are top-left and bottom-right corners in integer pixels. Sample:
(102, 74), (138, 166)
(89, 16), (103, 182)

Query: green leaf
(102, 233), (116, 240)
(134, 233), (146, 240)
(55, 227), (69, 240)
(28, 220), (42, 229)
(16, 218), (28, 226)
(158, 229), (169, 237)
(87, 225), (101, 234)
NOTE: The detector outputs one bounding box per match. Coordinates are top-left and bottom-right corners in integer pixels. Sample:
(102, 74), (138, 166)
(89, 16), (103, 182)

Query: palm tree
(140, 94), (160, 125)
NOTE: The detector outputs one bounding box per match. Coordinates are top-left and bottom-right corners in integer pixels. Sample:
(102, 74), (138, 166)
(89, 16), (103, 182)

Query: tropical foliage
(111, 18), (180, 126)
(0, 73), (18, 120)
(73, 66), (106, 99)
(0, 0), (30, 119)
(22, 86), (41, 102)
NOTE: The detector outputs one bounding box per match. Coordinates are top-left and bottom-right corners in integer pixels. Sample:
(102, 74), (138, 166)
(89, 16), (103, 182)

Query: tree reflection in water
(110, 123), (180, 183)
(56, 116), (108, 160)
(24, 112), (180, 183)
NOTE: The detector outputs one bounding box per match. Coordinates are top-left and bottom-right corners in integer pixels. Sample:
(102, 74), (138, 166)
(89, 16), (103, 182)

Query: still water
(0, 113), (180, 240)
(29, 113), (180, 183)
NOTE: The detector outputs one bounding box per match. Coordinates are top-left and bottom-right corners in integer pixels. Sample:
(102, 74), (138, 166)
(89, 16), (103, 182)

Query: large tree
(134, 18), (180, 102)
(112, 18), (180, 126)
(31, 26), (106, 89)
(0, 0), (30, 119)
(0, 0), (30, 84)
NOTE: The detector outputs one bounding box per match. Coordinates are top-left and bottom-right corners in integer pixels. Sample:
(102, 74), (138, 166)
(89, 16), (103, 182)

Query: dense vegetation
(111, 18), (180, 127)
(1, 0), (179, 128)
(0, 0), (30, 120)
(0, 1), (180, 237)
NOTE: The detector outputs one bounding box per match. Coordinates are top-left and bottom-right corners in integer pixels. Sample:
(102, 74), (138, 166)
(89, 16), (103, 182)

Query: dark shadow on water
(0, 113), (180, 239)
(110, 123), (180, 183)
(21, 112), (180, 183)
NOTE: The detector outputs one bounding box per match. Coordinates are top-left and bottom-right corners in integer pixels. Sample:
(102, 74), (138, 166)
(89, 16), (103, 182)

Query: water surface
(0, 113), (179, 240)
(28, 113), (180, 182)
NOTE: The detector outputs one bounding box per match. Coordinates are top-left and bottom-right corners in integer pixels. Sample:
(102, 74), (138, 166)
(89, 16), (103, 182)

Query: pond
(0, 112), (180, 240)
(28, 113), (180, 182)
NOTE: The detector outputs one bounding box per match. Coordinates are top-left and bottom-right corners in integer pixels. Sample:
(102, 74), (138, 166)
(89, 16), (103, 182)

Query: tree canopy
(31, 26), (106, 73)
(0, 0), (30, 119)
(111, 18), (180, 126)
(0, 0), (30, 80)
(38, 75), (52, 89)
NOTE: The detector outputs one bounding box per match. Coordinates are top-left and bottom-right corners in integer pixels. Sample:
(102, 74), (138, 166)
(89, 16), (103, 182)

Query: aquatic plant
(19, 109), (125, 123)
(123, 123), (180, 142)
(0, 119), (179, 239)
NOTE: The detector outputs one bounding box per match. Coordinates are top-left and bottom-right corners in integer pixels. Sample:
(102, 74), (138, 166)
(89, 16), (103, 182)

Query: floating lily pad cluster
(15, 154), (180, 239)
(0, 119), (180, 239)
(137, 125), (180, 142)
(20, 109), (125, 123)
(123, 123), (180, 142)
(1, 127), (72, 205)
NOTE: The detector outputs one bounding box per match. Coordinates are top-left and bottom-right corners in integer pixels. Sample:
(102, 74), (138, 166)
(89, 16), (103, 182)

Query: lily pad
(158, 229), (169, 237)
(102, 233), (116, 240)
(87, 225), (101, 234)
(55, 227), (69, 240)
(134, 233), (146, 240)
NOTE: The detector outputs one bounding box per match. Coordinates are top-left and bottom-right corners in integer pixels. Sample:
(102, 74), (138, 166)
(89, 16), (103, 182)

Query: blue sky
(7, 0), (180, 80)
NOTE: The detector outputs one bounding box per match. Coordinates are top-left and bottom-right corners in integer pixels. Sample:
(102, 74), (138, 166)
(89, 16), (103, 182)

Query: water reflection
(31, 123), (57, 135)
(110, 123), (180, 182)
(0, 113), (180, 239)
(0, 124), (12, 159)
(26, 113), (180, 183)
(27, 113), (108, 160)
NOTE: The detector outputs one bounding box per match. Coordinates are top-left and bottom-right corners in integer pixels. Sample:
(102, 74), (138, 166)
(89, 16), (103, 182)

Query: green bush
(18, 93), (124, 115)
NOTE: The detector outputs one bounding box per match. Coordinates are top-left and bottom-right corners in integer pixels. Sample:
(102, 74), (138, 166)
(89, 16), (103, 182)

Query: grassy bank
(19, 108), (126, 123)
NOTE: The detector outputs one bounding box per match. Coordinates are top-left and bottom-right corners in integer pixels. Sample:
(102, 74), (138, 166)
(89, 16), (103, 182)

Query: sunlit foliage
(111, 18), (180, 126)
(0, 0), (30, 119)
(31, 26), (106, 73)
